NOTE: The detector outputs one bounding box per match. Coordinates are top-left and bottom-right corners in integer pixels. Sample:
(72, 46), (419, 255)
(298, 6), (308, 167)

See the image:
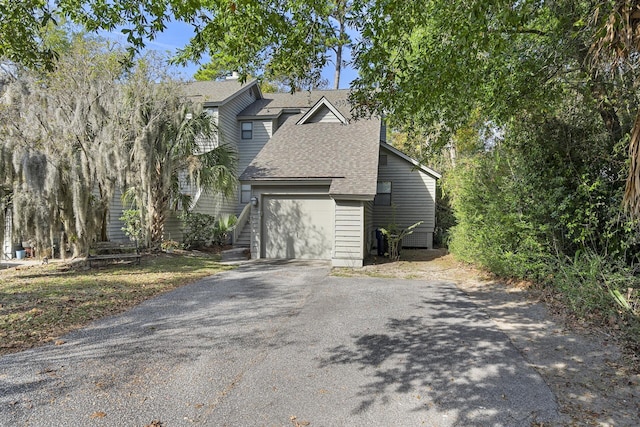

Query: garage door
(262, 196), (333, 260)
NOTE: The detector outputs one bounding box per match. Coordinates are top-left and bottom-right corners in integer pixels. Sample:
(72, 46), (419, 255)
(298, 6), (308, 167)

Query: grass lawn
(0, 253), (233, 355)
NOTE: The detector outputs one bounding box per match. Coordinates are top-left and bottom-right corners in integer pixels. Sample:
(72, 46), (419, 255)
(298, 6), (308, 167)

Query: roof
(240, 113), (382, 198)
(181, 79), (259, 106)
(238, 90), (354, 119)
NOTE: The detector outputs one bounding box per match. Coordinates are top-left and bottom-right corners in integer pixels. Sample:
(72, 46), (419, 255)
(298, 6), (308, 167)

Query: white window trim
(241, 122), (253, 139)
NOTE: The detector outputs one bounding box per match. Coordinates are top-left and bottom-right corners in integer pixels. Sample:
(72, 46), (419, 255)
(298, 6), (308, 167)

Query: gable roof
(181, 79), (260, 106)
(240, 112), (381, 198)
(296, 96), (348, 125)
(237, 89), (353, 119)
(380, 142), (442, 179)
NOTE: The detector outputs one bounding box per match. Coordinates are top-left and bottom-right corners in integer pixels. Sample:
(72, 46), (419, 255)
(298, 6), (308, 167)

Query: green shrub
(180, 212), (216, 248)
(120, 209), (143, 244)
(445, 101), (640, 337)
(213, 214), (237, 245)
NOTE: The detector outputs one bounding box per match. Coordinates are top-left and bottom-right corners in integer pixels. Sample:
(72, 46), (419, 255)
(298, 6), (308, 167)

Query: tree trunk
(625, 111), (640, 215)
(148, 182), (169, 250)
(333, 0), (346, 90)
(334, 43), (342, 90)
(98, 183), (109, 241)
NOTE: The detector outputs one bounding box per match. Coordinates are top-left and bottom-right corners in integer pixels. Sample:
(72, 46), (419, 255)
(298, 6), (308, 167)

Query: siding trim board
(333, 200), (365, 267)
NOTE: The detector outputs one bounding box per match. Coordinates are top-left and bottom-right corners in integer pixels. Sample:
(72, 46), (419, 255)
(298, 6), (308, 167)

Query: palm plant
(124, 60), (237, 249)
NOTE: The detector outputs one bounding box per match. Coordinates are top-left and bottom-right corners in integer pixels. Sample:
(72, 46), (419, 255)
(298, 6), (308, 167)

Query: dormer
(296, 97), (348, 125)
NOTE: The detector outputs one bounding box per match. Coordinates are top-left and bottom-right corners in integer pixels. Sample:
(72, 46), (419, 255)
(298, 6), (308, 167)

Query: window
(241, 122), (253, 139)
(240, 184), (251, 203)
(374, 181), (391, 206)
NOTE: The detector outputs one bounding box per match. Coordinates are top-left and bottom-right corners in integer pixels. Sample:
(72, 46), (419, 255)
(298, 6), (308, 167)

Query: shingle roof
(181, 79), (258, 105)
(240, 112), (381, 198)
(238, 90), (354, 119)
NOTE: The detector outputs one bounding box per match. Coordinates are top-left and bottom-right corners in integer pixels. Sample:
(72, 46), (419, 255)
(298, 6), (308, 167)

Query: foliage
(379, 206), (423, 261)
(0, 36), (128, 257)
(446, 98), (640, 335)
(380, 221), (422, 261)
(1, 36), (237, 255)
(122, 55), (238, 250)
(119, 209), (143, 244)
(213, 214), (237, 245)
(434, 181), (455, 247)
(0, 0), (60, 70)
(180, 212), (217, 248)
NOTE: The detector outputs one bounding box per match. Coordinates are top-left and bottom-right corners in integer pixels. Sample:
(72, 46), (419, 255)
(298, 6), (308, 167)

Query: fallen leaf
(145, 421), (162, 427)
(54, 340), (65, 346)
(90, 411), (106, 419)
(289, 415), (310, 426)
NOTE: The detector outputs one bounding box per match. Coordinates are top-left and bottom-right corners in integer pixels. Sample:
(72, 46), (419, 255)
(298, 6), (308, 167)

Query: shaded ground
(334, 249), (640, 426)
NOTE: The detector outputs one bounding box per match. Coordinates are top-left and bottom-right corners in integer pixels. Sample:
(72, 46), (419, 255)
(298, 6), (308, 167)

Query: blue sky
(104, 21), (358, 89)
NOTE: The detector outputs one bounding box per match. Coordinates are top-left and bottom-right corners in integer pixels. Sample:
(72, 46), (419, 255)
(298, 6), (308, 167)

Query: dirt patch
(334, 249), (640, 426)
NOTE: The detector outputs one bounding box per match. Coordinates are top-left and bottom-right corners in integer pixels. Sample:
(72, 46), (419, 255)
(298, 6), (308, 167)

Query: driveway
(0, 260), (561, 426)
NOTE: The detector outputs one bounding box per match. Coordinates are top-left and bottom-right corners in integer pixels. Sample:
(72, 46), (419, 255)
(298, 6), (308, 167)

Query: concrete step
(234, 224), (251, 248)
(220, 247), (251, 264)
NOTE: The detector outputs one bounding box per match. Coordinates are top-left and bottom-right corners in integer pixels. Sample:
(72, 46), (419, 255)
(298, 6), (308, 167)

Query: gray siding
(334, 200), (365, 267)
(238, 119), (272, 180)
(218, 88), (257, 152)
(217, 88), (259, 216)
(106, 187), (185, 244)
(163, 211), (184, 243)
(236, 119), (272, 214)
(373, 146), (437, 248)
(306, 105), (342, 123)
(198, 107), (219, 153)
(2, 207), (12, 259)
(106, 187), (128, 242)
(192, 191), (237, 219)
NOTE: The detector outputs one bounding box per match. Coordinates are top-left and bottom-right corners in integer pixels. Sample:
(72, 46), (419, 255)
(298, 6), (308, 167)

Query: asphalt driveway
(0, 260), (561, 426)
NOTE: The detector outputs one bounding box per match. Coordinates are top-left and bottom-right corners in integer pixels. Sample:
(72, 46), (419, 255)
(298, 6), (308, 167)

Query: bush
(445, 102), (640, 349)
(120, 210), (143, 244)
(180, 212), (216, 248)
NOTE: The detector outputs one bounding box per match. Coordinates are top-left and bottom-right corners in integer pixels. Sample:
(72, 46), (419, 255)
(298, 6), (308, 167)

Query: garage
(261, 195), (334, 260)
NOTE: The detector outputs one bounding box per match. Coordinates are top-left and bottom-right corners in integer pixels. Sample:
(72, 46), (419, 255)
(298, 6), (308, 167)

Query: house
(1, 77), (441, 266)
(171, 78), (441, 267)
